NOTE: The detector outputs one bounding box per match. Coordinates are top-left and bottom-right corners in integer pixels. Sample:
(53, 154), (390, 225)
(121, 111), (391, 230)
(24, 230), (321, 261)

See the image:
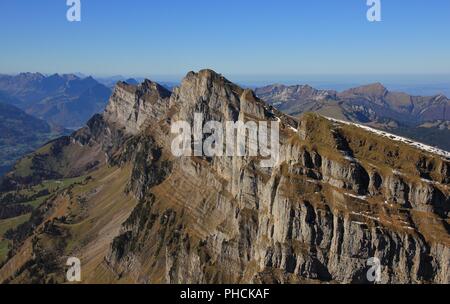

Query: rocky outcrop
(104, 80), (171, 135)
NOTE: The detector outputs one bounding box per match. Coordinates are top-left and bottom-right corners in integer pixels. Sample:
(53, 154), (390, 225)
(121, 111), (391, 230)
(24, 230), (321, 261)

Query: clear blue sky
(0, 0), (449, 80)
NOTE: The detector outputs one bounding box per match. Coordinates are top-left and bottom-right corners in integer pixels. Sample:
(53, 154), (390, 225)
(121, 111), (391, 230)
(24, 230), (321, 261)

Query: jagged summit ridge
(105, 69), (298, 135)
(104, 77), (172, 134)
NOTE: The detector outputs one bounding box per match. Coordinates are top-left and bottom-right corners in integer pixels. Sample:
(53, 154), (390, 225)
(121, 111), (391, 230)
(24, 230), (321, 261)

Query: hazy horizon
(4, 70), (450, 96)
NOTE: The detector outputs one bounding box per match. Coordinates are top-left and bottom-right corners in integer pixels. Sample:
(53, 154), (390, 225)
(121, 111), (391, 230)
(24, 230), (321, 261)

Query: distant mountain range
(0, 102), (68, 176)
(255, 83), (450, 151)
(0, 73), (112, 129)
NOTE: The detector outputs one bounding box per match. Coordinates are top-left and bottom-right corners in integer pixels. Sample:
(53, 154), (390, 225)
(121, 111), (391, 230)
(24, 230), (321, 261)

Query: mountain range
(0, 73), (112, 129)
(0, 70), (448, 283)
(255, 83), (450, 151)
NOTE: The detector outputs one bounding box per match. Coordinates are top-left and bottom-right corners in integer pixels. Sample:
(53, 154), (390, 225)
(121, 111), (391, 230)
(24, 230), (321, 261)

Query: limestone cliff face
(2, 70), (449, 284)
(105, 70), (449, 284)
(104, 80), (171, 135)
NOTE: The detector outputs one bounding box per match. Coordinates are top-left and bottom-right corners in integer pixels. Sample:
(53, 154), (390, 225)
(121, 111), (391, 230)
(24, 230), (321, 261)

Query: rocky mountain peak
(171, 69), (244, 123)
(341, 82), (388, 99)
(140, 79), (171, 99)
(432, 94), (450, 103)
(16, 72), (45, 81)
(179, 69), (243, 97)
(104, 78), (171, 134)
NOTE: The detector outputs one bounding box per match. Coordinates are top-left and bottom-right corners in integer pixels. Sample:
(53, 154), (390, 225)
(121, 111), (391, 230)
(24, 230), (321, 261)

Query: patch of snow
(325, 117), (450, 160)
(345, 193), (368, 200)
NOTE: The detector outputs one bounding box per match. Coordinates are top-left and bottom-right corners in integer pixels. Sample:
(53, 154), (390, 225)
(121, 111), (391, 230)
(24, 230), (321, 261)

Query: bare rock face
(2, 70), (449, 284)
(105, 70), (449, 284)
(105, 80), (171, 135)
